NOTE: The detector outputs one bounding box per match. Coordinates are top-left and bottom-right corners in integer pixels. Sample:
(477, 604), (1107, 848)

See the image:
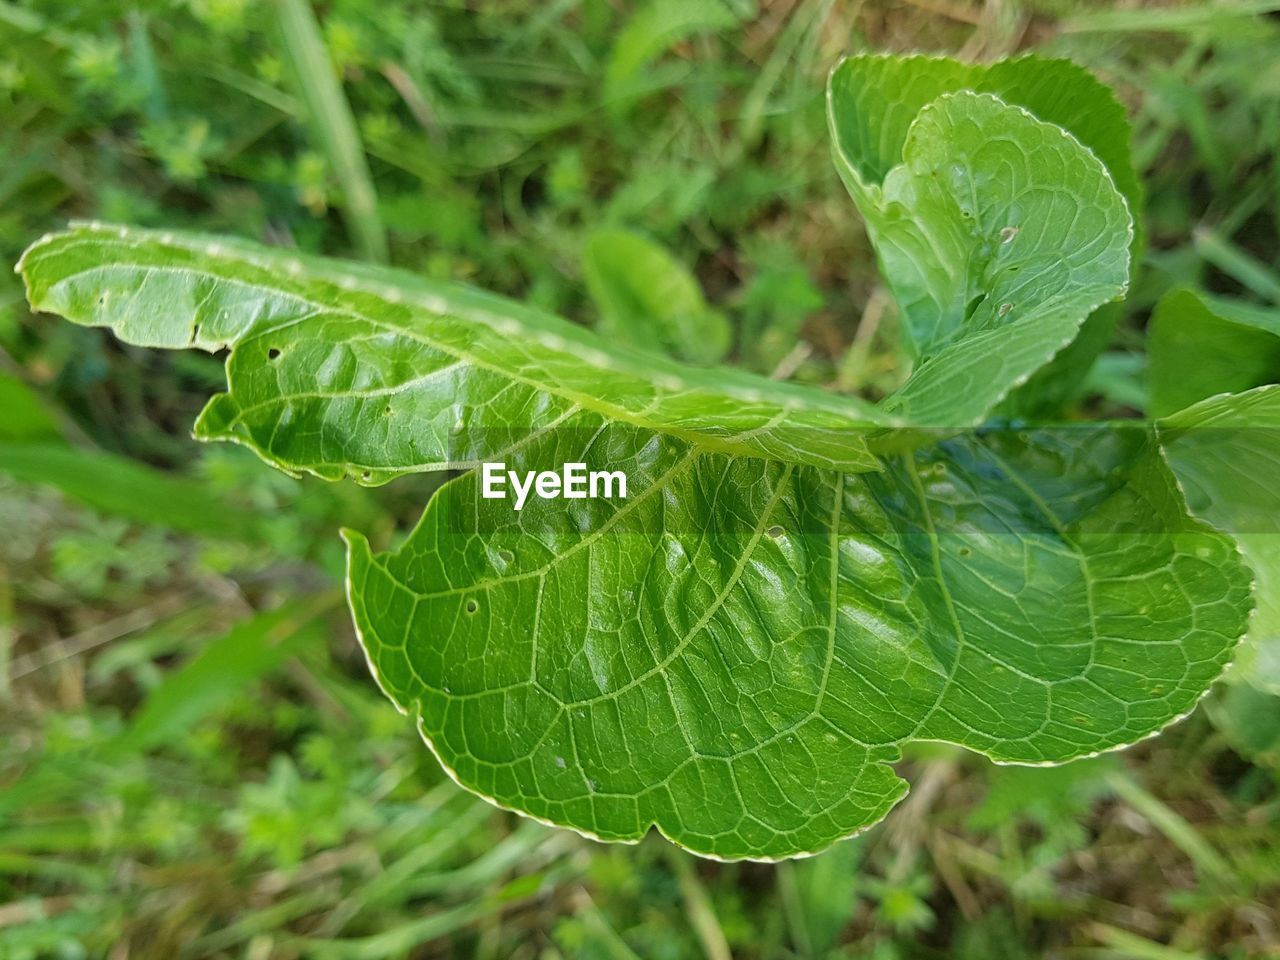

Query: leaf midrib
(46, 258), (884, 471)
(34, 231), (891, 426)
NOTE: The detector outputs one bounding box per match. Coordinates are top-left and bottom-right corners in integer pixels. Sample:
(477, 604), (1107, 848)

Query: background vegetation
(2, 0), (1279, 956)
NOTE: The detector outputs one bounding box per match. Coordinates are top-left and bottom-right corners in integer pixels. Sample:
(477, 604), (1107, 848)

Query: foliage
(16, 52), (1268, 862)
(1154, 296), (1280, 765)
(4, 0), (1280, 955)
(583, 227), (731, 365)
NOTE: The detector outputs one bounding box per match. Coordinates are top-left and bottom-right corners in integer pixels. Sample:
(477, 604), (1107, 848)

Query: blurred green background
(3, 0), (1280, 957)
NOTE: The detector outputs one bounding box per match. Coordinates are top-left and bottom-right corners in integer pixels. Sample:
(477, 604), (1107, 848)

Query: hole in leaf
(268, 347), (282, 360)
(465, 599), (479, 614)
(767, 525), (785, 539)
(498, 549), (514, 564)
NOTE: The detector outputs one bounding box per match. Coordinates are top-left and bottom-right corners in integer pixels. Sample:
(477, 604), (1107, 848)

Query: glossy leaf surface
(348, 417), (1248, 859)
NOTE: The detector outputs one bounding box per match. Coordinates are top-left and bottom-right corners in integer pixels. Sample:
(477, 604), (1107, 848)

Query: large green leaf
(828, 55), (1142, 218)
(19, 223), (891, 475)
(21, 220), (1253, 861)
(827, 55), (1137, 422)
(346, 416), (1248, 859)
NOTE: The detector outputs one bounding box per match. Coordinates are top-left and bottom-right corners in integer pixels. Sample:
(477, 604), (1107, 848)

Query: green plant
(17, 52), (1275, 863)
(1150, 290), (1280, 768)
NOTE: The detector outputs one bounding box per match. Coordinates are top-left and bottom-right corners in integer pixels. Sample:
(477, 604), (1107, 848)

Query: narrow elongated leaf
(19, 223), (892, 476)
(583, 228), (730, 365)
(113, 597), (333, 753)
(346, 415), (1248, 860)
(274, 0), (387, 263)
(0, 441), (268, 541)
(0, 373), (61, 442)
(827, 56), (1136, 424)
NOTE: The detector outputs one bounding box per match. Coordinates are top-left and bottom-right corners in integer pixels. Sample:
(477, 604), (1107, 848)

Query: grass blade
(1193, 226), (1280, 303)
(0, 442), (269, 542)
(113, 594), (337, 754)
(1105, 771), (1232, 882)
(273, 0), (387, 263)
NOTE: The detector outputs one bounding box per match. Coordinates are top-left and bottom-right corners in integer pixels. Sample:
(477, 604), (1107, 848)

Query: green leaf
(1147, 288), (1280, 417)
(0, 373), (63, 443)
(827, 55), (1137, 423)
(1161, 385), (1280, 694)
(1230, 534), (1280, 694)
(19, 223), (892, 475)
(1151, 295), (1280, 761)
(1006, 302), (1125, 420)
(1160, 384), (1280, 535)
(274, 0), (387, 263)
(604, 0), (739, 103)
(0, 441), (269, 541)
(18, 48), (1255, 862)
(828, 55), (1142, 220)
(112, 597), (333, 753)
(582, 228), (730, 366)
(346, 417), (1248, 860)
(1205, 682), (1280, 767)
